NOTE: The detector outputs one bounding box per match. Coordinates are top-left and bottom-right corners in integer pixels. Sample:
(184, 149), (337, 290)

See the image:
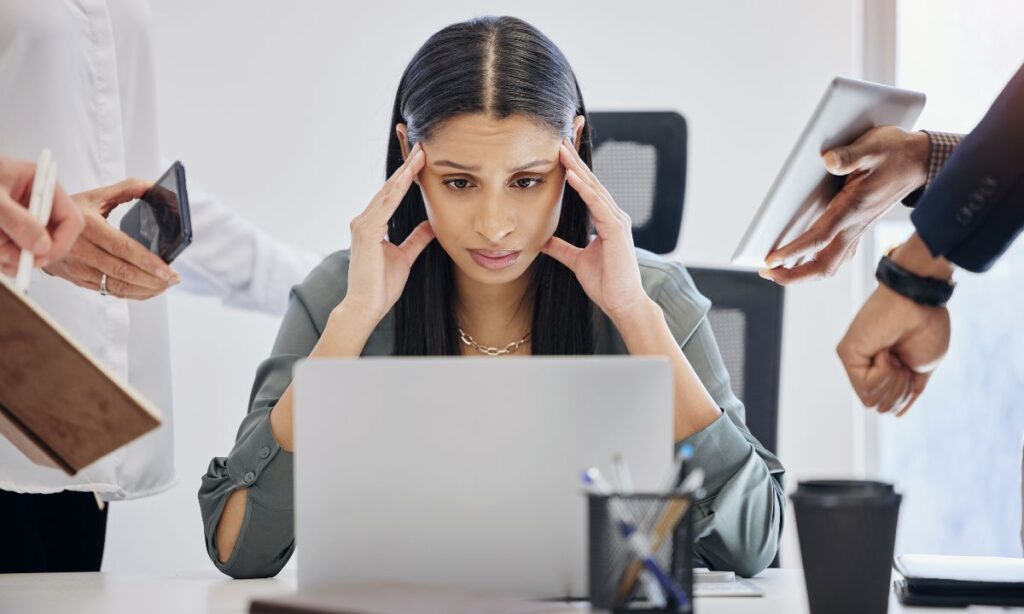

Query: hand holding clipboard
(0, 151), (162, 482)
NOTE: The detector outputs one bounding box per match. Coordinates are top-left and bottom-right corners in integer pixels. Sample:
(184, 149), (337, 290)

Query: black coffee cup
(790, 480), (902, 614)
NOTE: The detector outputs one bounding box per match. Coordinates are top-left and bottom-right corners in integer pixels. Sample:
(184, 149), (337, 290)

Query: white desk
(0, 569), (940, 613)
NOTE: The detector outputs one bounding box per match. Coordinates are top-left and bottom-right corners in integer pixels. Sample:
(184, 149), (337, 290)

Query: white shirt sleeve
(172, 176), (323, 316)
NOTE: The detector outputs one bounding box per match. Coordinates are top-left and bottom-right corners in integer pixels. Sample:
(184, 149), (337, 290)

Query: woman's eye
(513, 177), (543, 189)
(443, 178), (472, 191)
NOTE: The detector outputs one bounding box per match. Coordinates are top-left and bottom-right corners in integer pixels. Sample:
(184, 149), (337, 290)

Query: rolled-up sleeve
(678, 318), (786, 578)
(198, 280), (327, 578)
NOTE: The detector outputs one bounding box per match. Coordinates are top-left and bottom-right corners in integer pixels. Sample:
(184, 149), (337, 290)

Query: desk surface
(0, 569), (942, 614)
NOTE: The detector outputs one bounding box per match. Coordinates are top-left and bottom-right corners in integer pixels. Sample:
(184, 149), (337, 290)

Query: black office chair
(589, 112), (687, 255)
(591, 112), (786, 565)
(686, 268), (785, 457)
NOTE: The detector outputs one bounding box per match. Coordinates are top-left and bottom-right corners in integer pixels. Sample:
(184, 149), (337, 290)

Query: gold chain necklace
(458, 326), (530, 356)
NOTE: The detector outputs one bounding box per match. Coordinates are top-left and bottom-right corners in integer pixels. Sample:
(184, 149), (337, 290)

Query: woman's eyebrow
(430, 159), (556, 173)
(432, 160), (480, 171)
(508, 159), (555, 173)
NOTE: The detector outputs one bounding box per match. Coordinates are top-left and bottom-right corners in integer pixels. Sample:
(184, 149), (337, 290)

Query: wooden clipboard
(0, 275), (162, 476)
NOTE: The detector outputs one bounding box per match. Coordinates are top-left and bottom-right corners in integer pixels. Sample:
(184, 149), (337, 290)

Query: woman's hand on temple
(541, 138), (651, 324)
(341, 143), (434, 325)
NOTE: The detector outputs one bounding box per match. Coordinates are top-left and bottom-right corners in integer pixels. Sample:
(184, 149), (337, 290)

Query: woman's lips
(468, 249), (521, 270)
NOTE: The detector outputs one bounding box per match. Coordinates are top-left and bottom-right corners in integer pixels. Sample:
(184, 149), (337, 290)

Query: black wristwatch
(875, 252), (955, 307)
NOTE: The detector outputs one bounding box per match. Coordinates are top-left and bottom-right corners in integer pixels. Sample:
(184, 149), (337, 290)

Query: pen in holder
(587, 492), (695, 613)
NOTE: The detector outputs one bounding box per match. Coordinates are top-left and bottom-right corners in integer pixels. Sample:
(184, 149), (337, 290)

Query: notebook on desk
(0, 275), (162, 475)
(894, 554), (1024, 608)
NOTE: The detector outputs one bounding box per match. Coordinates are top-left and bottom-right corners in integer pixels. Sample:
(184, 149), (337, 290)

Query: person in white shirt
(0, 0), (321, 573)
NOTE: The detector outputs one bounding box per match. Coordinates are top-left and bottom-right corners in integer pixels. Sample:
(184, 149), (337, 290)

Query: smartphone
(119, 161), (193, 264)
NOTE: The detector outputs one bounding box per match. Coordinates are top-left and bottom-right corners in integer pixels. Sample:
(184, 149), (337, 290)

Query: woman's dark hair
(387, 16), (595, 356)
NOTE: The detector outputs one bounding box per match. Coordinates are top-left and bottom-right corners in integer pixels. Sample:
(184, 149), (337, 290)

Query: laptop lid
(294, 357), (674, 599)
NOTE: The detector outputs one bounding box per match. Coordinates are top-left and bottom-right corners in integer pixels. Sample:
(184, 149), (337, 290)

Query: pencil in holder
(587, 492), (694, 613)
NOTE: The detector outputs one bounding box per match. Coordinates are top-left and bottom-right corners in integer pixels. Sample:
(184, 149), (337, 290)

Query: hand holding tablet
(731, 77), (926, 280)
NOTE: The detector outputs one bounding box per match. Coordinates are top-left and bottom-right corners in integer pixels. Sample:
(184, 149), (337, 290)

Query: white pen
(14, 149), (55, 293)
(37, 160), (58, 235)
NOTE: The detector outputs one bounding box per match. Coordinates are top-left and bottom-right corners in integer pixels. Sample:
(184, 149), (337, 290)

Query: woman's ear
(395, 123), (411, 161)
(571, 116), (585, 151)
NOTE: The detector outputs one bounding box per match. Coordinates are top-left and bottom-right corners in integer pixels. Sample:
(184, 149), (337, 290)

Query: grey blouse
(199, 248), (786, 579)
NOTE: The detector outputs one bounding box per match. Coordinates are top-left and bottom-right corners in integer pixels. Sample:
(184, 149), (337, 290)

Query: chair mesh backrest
(686, 267), (783, 458)
(588, 112), (687, 255)
(593, 141), (658, 226)
(705, 308), (746, 402)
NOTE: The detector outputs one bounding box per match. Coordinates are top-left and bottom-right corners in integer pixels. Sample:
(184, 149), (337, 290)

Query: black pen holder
(587, 493), (694, 613)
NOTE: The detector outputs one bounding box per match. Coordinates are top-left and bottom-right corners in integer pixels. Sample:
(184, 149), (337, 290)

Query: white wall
(104, 0), (867, 573)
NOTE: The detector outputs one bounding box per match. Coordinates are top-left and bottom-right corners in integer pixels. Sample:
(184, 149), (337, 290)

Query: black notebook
(894, 554), (1024, 607)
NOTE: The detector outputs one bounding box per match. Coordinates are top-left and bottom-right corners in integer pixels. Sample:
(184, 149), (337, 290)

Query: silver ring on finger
(99, 273), (110, 296)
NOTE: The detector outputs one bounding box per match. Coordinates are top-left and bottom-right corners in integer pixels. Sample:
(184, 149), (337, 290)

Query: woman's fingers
(559, 139), (609, 198)
(560, 142), (629, 230)
(75, 238), (172, 291)
(560, 139), (623, 216)
(540, 236), (584, 271)
(75, 178), (152, 217)
(37, 184), (85, 267)
(0, 187), (51, 254)
(52, 259), (160, 300)
(363, 145), (425, 228)
(397, 220), (435, 263)
(87, 213), (178, 282)
(564, 168), (620, 229)
(0, 240), (19, 275)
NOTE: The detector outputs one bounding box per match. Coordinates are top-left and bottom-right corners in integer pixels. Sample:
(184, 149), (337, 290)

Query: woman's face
(398, 113), (584, 286)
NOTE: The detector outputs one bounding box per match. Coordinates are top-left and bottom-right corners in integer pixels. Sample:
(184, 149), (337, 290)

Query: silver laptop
(293, 357), (674, 599)
(731, 76), (926, 268)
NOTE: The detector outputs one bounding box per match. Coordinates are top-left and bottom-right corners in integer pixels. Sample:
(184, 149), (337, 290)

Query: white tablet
(731, 77), (926, 268)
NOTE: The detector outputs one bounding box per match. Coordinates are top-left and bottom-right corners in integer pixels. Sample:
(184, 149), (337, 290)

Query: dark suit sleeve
(901, 131), (963, 207)
(910, 63), (1024, 272)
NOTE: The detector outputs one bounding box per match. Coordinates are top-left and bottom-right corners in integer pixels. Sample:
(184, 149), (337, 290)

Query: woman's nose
(473, 198), (516, 243)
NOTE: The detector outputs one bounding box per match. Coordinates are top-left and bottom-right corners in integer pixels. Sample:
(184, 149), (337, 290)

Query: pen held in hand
(14, 150), (57, 293)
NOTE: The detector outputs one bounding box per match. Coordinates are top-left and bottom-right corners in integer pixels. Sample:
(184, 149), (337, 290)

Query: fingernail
(823, 151), (839, 170)
(155, 268), (173, 282)
(757, 268), (771, 280)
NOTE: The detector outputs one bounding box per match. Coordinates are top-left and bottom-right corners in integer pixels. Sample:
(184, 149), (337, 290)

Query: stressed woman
(199, 16), (785, 580)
